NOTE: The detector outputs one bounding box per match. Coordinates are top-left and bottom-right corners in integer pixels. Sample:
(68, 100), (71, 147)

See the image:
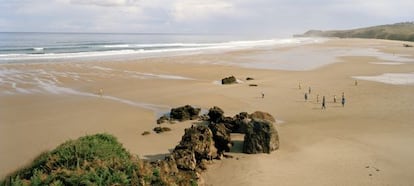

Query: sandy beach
(1, 38), (414, 185)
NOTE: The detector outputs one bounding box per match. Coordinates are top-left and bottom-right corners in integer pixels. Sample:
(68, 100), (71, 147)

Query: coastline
(1, 38), (414, 185)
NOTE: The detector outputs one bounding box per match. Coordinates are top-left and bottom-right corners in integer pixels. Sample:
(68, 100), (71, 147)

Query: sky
(0, 0), (413, 37)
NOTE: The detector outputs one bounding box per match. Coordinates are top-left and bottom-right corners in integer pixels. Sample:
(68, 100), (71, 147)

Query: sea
(0, 32), (318, 63)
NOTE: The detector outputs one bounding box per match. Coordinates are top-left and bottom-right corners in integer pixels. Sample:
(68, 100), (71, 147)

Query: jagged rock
(249, 111), (276, 123)
(173, 125), (218, 169)
(221, 76), (237, 85)
(246, 77), (254, 81)
(208, 106), (224, 123)
(157, 115), (169, 124)
(172, 149), (197, 171)
(243, 119), (279, 154)
(232, 112), (251, 133)
(209, 123), (232, 153)
(170, 105), (201, 121)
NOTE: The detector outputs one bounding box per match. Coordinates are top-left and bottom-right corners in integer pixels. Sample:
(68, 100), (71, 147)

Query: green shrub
(1, 134), (141, 186)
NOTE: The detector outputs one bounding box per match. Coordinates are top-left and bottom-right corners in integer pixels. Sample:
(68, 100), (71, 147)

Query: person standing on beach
(261, 92), (264, 99)
(309, 87), (312, 94)
(305, 93), (308, 101)
(334, 95), (337, 103)
(341, 95), (346, 107)
(322, 96), (326, 109)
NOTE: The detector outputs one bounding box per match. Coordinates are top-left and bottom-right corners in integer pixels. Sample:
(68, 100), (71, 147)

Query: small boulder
(221, 76), (237, 85)
(153, 127), (172, 134)
(170, 105), (201, 121)
(243, 119), (279, 154)
(249, 111), (276, 123)
(246, 77), (254, 81)
(249, 84), (258, 87)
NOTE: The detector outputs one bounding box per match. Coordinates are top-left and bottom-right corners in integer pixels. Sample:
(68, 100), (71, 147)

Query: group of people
(302, 84), (346, 109)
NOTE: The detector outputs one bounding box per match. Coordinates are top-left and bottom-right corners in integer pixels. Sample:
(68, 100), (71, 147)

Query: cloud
(172, 0), (236, 22)
(70, 0), (140, 7)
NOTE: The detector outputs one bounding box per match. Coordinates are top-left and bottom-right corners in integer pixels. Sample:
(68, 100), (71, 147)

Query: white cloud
(70, 0), (140, 7)
(172, 0), (236, 22)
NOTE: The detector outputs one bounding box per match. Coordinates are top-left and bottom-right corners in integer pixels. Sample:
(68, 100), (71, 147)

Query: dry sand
(1, 38), (414, 185)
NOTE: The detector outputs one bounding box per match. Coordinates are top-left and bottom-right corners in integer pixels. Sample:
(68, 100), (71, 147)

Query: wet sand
(1, 38), (414, 185)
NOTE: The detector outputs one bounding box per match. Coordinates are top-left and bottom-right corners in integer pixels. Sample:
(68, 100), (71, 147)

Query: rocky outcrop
(232, 112), (251, 133)
(208, 123), (232, 153)
(221, 76), (237, 85)
(243, 119), (279, 154)
(249, 111), (276, 123)
(173, 125), (218, 171)
(170, 105), (201, 121)
(208, 106), (224, 123)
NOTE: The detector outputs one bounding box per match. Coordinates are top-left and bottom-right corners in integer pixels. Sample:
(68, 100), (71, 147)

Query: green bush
(1, 134), (142, 186)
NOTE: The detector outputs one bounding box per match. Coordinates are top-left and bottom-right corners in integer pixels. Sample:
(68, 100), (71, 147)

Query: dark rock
(246, 77), (254, 81)
(141, 131), (151, 135)
(221, 76), (237, 85)
(208, 106), (224, 123)
(157, 115), (169, 124)
(249, 84), (258, 87)
(170, 105), (201, 121)
(172, 149), (197, 171)
(249, 111), (276, 123)
(208, 123), (232, 153)
(174, 125), (218, 166)
(243, 119), (279, 154)
(403, 44), (413, 47)
(232, 112), (251, 133)
(153, 127), (172, 133)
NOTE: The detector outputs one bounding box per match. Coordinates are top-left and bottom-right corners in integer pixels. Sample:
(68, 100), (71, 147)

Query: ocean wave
(0, 37), (324, 62)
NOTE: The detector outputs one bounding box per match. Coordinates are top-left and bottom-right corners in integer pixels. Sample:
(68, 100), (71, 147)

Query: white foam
(369, 62), (404, 65)
(353, 72), (414, 85)
(0, 38), (325, 62)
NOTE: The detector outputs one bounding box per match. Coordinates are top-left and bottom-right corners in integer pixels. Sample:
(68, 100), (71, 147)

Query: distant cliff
(295, 22), (414, 42)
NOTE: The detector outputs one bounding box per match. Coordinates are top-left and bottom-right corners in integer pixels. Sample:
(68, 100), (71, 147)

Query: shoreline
(1, 38), (414, 185)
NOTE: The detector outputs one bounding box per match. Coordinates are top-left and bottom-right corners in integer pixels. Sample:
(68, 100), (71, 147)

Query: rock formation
(208, 123), (232, 153)
(208, 106), (224, 123)
(173, 125), (218, 170)
(170, 105), (201, 121)
(243, 119), (279, 154)
(249, 111), (276, 123)
(221, 76), (237, 85)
